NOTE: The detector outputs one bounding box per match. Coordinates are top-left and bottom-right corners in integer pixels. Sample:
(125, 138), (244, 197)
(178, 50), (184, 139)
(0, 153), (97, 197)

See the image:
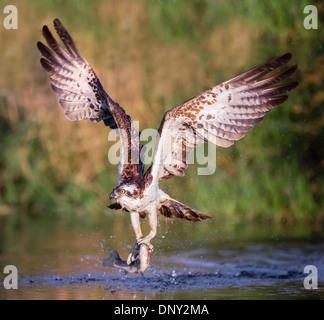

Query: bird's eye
(120, 189), (126, 194)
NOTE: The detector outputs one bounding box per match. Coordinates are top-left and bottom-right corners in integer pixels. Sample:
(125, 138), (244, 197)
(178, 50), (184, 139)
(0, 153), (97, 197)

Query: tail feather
(159, 198), (211, 222)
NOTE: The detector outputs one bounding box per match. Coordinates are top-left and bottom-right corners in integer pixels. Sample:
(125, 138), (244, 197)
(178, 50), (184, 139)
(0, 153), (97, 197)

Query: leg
(127, 211), (143, 265)
(137, 208), (157, 249)
(130, 211), (143, 241)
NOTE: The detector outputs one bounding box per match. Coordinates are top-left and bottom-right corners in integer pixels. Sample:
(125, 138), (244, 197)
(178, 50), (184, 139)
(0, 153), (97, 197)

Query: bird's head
(109, 183), (141, 203)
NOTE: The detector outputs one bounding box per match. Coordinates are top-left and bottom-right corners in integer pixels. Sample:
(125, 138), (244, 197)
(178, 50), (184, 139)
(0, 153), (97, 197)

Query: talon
(126, 253), (135, 265)
(137, 238), (154, 251)
(127, 241), (141, 265)
(146, 243), (154, 252)
(127, 251), (138, 265)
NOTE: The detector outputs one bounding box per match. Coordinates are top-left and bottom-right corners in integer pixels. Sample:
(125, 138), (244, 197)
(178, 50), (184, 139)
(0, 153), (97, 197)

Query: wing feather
(146, 54), (298, 183)
(38, 19), (142, 183)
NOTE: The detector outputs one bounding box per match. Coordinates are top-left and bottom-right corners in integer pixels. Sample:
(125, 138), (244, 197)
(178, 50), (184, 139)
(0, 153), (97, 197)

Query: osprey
(38, 19), (298, 264)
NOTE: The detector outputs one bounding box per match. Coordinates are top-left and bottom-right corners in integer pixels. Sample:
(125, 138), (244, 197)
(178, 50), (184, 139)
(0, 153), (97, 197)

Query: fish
(103, 243), (151, 274)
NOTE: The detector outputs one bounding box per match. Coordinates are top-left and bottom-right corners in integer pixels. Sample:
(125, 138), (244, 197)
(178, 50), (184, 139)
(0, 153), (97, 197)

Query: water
(0, 217), (323, 300)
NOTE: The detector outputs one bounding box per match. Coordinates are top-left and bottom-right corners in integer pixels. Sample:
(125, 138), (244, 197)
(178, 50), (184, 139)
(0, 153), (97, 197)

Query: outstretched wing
(38, 19), (141, 183)
(146, 54), (298, 183)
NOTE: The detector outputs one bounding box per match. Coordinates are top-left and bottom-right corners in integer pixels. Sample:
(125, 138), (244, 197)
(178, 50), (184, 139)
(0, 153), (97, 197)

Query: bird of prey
(38, 19), (298, 264)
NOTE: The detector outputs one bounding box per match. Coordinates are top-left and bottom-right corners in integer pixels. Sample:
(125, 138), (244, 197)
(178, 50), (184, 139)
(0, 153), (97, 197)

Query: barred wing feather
(38, 19), (142, 183)
(147, 54), (298, 182)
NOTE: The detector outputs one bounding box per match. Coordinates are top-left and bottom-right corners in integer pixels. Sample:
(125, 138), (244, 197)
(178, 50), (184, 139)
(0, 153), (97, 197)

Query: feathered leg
(137, 207), (157, 249)
(127, 211), (143, 265)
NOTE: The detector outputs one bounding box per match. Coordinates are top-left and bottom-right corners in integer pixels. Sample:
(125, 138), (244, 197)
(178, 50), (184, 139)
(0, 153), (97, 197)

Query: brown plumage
(38, 19), (142, 185)
(159, 198), (211, 222)
(38, 19), (298, 262)
(145, 54), (298, 182)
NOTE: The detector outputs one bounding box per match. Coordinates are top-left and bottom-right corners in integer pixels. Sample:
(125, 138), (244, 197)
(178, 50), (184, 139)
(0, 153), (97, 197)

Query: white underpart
(117, 183), (163, 213)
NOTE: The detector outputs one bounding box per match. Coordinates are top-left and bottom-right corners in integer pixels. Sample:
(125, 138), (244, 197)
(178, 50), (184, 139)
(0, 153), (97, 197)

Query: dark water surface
(0, 217), (323, 300)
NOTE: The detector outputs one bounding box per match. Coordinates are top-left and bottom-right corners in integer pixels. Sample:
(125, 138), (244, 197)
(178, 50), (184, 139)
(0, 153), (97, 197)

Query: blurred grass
(0, 0), (323, 232)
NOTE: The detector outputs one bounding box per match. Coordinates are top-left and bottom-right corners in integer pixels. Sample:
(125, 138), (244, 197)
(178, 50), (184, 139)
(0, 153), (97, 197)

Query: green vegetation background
(0, 0), (323, 248)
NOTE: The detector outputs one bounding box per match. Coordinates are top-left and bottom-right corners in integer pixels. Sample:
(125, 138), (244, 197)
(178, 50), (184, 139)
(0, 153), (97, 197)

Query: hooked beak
(109, 191), (117, 200)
